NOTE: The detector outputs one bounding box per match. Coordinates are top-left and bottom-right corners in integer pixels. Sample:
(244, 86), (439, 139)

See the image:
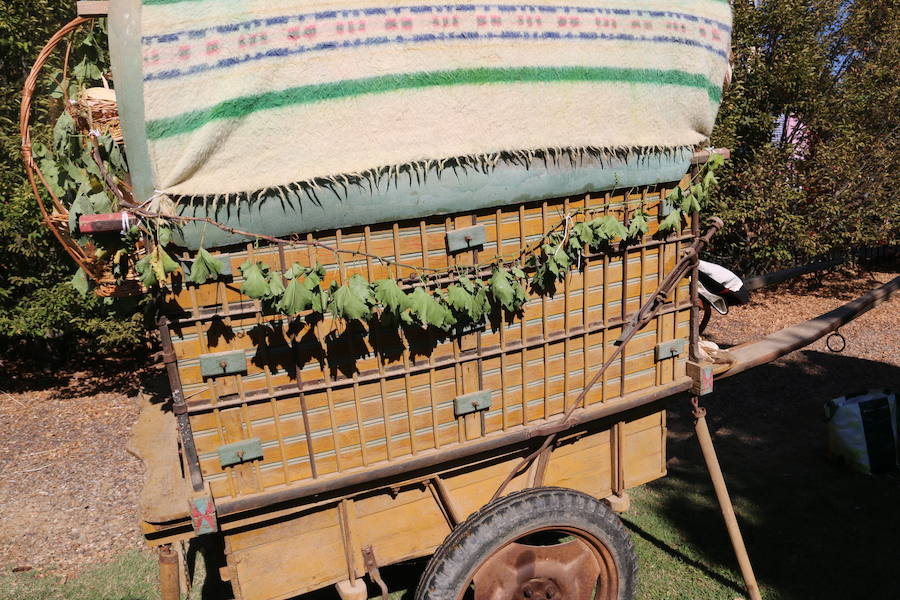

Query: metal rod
(430, 476), (465, 527)
(688, 173), (701, 362)
(158, 316), (205, 491)
(692, 397), (762, 600)
(158, 545), (181, 600)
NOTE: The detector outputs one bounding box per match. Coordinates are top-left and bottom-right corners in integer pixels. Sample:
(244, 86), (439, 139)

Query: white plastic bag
(824, 389), (898, 474)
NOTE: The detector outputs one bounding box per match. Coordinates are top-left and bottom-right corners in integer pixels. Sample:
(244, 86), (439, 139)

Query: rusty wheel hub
(471, 531), (618, 600)
(518, 577), (560, 599)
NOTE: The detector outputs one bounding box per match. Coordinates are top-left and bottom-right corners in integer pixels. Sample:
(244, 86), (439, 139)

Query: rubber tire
(415, 487), (637, 600)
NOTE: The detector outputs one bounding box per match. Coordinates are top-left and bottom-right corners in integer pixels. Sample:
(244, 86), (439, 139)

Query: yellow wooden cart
(130, 169), (714, 600)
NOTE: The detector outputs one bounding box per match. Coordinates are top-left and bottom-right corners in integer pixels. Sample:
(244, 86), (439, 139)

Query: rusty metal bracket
(217, 438), (263, 468)
(200, 350), (247, 379)
(361, 545), (389, 600)
(690, 396), (707, 420)
(158, 316), (205, 492)
(445, 224), (486, 254)
(453, 390), (492, 417)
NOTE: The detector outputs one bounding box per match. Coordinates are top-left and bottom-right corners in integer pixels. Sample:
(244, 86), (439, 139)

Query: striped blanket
(135, 0), (732, 200)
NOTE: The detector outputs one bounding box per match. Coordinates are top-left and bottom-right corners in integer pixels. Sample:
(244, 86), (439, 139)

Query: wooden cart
(20, 5), (899, 600)
(128, 159), (719, 598)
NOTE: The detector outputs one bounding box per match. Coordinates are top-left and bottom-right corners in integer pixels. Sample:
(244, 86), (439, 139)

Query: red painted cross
(191, 500), (216, 533)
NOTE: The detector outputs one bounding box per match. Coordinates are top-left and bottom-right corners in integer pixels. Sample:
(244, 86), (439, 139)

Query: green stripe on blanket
(146, 66), (722, 141)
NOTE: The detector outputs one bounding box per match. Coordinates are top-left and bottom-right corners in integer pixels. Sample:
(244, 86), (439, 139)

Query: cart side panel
(162, 183), (690, 503)
(224, 406), (666, 600)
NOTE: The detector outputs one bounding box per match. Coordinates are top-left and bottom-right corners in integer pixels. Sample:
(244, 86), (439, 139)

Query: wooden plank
(76, 1), (108, 16)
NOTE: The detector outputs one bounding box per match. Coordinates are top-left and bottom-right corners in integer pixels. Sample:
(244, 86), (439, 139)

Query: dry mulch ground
(0, 361), (161, 577)
(0, 268), (896, 580)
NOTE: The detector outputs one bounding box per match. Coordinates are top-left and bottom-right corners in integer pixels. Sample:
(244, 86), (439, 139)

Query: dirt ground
(0, 268), (897, 580)
(0, 362), (154, 576)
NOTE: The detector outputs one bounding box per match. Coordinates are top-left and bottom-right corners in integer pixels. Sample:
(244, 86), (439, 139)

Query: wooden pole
(692, 399), (762, 600)
(158, 545), (181, 600)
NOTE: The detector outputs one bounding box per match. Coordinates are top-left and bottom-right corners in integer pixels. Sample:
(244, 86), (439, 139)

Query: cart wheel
(415, 487), (636, 600)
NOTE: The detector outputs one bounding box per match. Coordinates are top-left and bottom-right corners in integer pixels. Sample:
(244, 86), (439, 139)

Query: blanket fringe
(169, 144), (695, 208)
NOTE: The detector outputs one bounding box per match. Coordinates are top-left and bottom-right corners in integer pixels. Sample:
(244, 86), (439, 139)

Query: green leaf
(134, 253), (156, 288)
(702, 169), (718, 193)
(489, 267), (515, 309)
(473, 283), (491, 320)
(284, 262), (306, 280)
(157, 226), (173, 247)
(189, 247), (225, 285)
(305, 274), (327, 313)
(346, 274), (375, 306)
(554, 248), (572, 271)
(52, 110), (75, 154)
(277, 278), (313, 315)
(601, 216), (629, 241)
(267, 271), (286, 298)
(109, 142), (126, 172)
(489, 266), (528, 312)
(328, 276), (374, 321)
(71, 268), (90, 296)
(627, 211), (649, 239)
(571, 221), (595, 249)
(277, 265), (327, 315)
(457, 273), (477, 293)
(134, 246), (180, 289)
(240, 260), (271, 299)
(401, 287), (456, 330)
(659, 208), (684, 233)
(449, 275), (491, 321)
(38, 157), (65, 198)
(447, 283), (475, 318)
(373, 278), (407, 316)
(156, 247), (180, 281)
(81, 147), (102, 180)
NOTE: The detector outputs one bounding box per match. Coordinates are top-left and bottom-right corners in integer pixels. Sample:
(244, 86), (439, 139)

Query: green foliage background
(0, 1), (144, 357)
(708, 0), (900, 271)
(1, 0), (897, 357)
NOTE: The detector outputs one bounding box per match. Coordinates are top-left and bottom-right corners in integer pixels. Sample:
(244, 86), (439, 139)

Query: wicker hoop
(20, 17), (143, 297)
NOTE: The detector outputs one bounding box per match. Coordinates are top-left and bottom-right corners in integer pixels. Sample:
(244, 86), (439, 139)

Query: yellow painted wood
(166, 184), (688, 497)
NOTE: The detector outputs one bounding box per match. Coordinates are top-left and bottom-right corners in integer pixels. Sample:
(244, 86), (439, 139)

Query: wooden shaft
(693, 408), (762, 600)
(158, 545), (181, 600)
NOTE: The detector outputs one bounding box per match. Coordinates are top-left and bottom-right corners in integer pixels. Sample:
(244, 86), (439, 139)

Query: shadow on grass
(620, 516), (746, 596)
(647, 349), (900, 599)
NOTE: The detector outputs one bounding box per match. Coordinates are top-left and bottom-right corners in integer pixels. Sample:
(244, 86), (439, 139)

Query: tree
(709, 0), (900, 273)
(0, 1), (146, 358)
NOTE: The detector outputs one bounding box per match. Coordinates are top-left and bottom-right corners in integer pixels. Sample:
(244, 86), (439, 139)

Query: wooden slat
(76, 1), (108, 16)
